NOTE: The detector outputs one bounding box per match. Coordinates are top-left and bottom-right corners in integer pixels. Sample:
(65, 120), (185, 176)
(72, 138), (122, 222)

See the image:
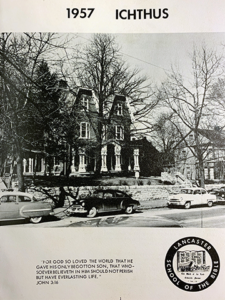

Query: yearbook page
(0, 1), (225, 300)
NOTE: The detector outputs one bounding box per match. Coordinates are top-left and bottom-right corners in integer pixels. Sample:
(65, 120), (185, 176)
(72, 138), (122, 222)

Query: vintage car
(167, 187), (217, 209)
(67, 189), (140, 218)
(0, 191), (53, 223)
(208, 186), (225, 199)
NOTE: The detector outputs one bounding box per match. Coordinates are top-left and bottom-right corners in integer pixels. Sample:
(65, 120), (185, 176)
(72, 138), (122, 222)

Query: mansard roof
(75, 87), (99, 110)
(73, 88), (135, 123)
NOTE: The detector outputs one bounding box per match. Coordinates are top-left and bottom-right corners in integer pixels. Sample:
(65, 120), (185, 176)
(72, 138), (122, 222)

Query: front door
(107, 144), (115, 171)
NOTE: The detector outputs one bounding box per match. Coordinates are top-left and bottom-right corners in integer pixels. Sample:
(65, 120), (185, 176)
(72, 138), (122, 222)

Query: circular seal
(165, 236), (220, 292)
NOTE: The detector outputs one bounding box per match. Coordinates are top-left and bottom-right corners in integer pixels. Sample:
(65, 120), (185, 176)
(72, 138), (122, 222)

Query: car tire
(30, 216), (42, 224)
(207, 201), (213, 207)
(87, 207), (97, 218)
(125, 206), (133, 214)
(184, 202), (191, 209)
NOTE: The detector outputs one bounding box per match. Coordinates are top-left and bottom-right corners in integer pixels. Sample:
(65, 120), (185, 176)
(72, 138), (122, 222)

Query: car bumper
(167, 201), (183, 207)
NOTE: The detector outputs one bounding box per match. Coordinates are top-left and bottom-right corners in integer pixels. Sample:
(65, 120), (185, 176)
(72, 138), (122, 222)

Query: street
(3, 202), (225, 228)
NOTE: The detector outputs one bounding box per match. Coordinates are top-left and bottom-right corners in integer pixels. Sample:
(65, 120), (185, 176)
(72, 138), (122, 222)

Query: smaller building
(174, 128), (225, 181)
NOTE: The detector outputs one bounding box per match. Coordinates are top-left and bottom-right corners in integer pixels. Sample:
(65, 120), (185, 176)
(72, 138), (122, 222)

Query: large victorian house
(69, 88), (140, 175)
(21, 88), (141, 176)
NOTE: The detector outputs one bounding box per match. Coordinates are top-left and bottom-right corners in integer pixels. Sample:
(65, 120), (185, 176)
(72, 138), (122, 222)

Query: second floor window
(116, 103), (123, 116)
(80, 122), (90, 139)
(115, 125), (124, 140)
(81, 96), (89, 111)
(102, 124), (107, 140)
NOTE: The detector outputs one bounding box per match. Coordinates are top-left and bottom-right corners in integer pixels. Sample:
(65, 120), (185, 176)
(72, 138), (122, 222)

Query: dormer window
(81, 96), (89, 111)
(116, 103), (123, 116)
(189, 134), (194, 141)
(181, 150), (186, 158)
(115, 125), (124, 140)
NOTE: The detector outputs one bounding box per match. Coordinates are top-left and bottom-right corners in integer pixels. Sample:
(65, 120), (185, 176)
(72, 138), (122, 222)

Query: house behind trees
(174, 129), (225, 182)
(21, 88), (144, 176)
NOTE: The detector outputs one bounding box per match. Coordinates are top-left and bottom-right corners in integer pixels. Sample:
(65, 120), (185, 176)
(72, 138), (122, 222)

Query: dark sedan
(67, 189), (140, 218)
(209, 186), (225, 201)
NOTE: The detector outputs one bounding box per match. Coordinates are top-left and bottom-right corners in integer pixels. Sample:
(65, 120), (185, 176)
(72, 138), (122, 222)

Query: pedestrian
(56, 186), (69, 208)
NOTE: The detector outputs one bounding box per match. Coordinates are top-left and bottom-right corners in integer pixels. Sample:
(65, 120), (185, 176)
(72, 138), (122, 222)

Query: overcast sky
(74, 32), (225, 85)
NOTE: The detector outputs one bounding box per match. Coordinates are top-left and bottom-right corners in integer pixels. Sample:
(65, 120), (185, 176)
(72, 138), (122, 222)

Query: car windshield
(181, 189), (194, 194)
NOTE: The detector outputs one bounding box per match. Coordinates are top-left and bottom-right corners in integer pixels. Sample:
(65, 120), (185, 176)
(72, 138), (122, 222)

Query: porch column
(78, 148), (86, 173)
(94, 158), (96, 172)
(133, 149), (140, 171)
(41, 158), (45, 173)
(101, 145), (108, 172)
(128, 157), (131, 171)
(210, 168), (214, 180)
(133, 148), (140, 179)
(70, 150), (77, 175)
(115, 145), (121, 172)
(23, 159), (27, 173)
(28, 158), (33, 173)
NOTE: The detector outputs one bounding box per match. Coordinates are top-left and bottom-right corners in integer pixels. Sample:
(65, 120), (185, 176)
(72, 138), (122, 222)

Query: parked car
(167, 187), (217, 209)
(67, 189), (140, 218)
(208, 186), (225, 199)
(0, 191), (53, 223)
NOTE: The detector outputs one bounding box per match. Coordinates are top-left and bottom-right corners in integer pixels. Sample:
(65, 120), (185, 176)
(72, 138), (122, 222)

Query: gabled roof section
(197, 129), (225, 147)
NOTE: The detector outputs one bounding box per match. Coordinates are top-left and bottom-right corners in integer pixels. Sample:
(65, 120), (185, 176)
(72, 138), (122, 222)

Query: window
(115, 125), (124, 140)
(102, 125), (107, 140)
(0, 195), (17, 202)
(18, 196), (32, 202)
(94, 191), (104, 199)
(181, 189), (193, 194)
(116, 192), (125, 198)
(103, 192), (113, 199)
(81, 96), (89, 111)
(80, 122), (90, 139)
(181, 150), (186, 158)
(194, 190), (201, 194)
(1, 196), (9, 202)
(116, 103), (123, 116)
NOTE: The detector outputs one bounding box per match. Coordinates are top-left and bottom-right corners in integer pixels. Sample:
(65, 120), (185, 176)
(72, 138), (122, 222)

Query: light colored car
(0, 191), (53, 223)
(168, 187), (217, 209)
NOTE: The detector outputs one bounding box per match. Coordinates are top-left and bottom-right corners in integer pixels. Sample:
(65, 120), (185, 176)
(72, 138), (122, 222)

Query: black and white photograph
(1, 1), (225, 300)
(1, 32), (225, 228)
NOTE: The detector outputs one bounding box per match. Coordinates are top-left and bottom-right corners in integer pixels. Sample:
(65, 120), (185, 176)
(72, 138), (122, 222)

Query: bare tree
(158, 45), (224, 186)
(75, 33), (158, 173)
(0, 33), (70, 190)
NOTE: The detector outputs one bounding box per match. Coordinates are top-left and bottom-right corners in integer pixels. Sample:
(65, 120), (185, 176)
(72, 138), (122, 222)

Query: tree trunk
(198, 157), (205, 188)
(95, 143), (102, 176)
(16, 153), (25, 192)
